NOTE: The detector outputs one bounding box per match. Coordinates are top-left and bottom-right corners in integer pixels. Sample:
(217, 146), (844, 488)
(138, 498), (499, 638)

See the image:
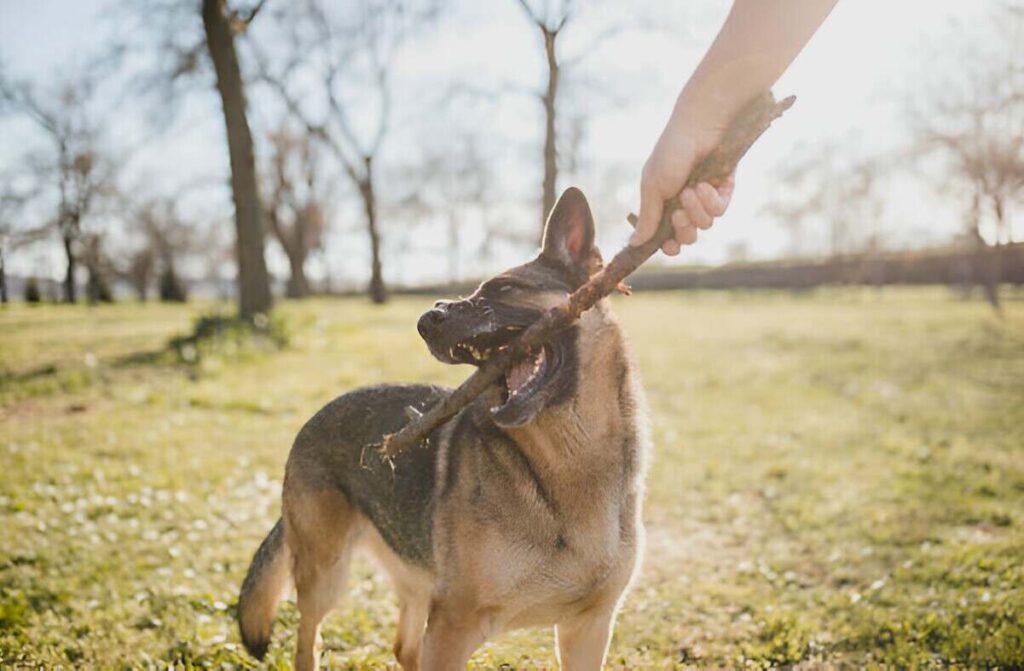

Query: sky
(0, 0), (1010, 288)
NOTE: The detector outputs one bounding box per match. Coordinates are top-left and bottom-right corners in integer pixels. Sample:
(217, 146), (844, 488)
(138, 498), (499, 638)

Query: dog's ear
(540, 187), (596, 280)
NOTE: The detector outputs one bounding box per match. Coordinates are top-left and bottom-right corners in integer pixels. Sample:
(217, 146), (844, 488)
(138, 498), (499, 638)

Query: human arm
(632, 0), (838, 254)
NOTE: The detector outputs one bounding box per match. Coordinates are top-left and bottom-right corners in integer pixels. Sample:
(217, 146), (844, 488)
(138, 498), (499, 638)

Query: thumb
(630, 180), (664, 246)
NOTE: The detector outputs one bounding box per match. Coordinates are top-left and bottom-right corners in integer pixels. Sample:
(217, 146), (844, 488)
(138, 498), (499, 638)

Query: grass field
(2, 288), (1023, 668)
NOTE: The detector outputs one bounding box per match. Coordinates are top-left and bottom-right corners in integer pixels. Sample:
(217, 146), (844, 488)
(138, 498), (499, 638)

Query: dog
(236, 187), (649, 670)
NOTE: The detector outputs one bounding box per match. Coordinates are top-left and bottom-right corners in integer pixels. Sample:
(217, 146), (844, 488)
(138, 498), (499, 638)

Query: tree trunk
(285, 247), (311, 298)
(993, 195), (1007, 246)
(0, 245), (7, 304)
(266, 202), (312, 299)
(62, 233), (76, 303)
(969, 191), (1000, 313)
(448, 213), (459, 283)
(201, 0), (272, 321)
(540, 28), (559, 242)
(360, 157), (387, 304)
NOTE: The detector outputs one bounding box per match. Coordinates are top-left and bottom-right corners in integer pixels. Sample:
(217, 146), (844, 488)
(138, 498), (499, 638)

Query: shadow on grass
(0, 312), (290, 402)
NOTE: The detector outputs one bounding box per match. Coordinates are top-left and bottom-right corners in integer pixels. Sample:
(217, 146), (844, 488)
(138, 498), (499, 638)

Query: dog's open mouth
(495, 344), (551, 412)
(446, 329), (560, 424)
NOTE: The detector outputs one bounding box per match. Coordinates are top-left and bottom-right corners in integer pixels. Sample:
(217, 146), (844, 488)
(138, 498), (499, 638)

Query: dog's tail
(238, 518), (290, 660)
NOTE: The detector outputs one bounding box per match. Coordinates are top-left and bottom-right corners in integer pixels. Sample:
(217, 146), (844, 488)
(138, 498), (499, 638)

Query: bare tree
(0, 71), (114, 303)
(249, 0), (436, 303)
(514, 0), (629, 240)
(515, 0), (571, 239)
(200, 0), (273, 318)
(764, 141), (886, 260)
(81, 232), (115, 304)
(913, 4), (1023, 249)
(264, 129), (331, 298)
(909, 2), (1023, 309)
(131, 197), (202, 302)
(391, 134), (494, 283)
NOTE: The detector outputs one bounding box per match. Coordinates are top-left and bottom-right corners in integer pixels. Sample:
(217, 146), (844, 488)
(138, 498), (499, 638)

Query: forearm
(673, 0), (838, 132)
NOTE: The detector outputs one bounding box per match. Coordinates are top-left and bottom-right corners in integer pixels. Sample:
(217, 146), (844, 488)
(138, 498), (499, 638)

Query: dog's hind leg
(285, 488), (362, 671)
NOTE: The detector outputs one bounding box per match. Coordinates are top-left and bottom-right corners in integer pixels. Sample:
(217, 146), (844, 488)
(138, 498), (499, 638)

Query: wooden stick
(377, 91), (795, 459)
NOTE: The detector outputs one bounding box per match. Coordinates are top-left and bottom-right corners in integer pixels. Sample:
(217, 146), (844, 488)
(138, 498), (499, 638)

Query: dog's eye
(499, 285), (515, 293)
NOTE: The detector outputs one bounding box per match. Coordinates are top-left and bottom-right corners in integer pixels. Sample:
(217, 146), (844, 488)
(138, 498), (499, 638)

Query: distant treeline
(628, 243), (1024, 292)
(393, 243), (1024, 297)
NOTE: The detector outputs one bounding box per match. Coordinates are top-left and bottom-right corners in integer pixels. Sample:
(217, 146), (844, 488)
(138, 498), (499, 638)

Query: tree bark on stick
(202, 0), (272, 320)
(377, 92), (795, 459)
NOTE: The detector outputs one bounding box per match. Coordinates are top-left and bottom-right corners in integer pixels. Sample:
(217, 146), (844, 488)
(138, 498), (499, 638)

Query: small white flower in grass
(181, 343), (198, 363)
(213, 600), (228, 611)
(849, 592), (862, 604)
(84, 352), (98, 368)
(183, 568), (195, 579)
(870, 578), (886, 591)
(87, 599), (100, 609)
(981, 591), (992, 603)
(168, 546), (182, 558)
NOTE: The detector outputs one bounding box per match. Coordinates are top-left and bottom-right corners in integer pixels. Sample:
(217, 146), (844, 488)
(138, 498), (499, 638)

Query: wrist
(664, 92), (722, 156)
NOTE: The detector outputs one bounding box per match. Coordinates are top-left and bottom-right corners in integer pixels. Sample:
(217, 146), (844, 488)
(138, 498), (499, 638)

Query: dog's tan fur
(238, 188), (649, 670)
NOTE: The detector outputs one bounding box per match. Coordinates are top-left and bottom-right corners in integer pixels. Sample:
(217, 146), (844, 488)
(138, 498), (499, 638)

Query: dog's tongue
(507, 350), (542, 393)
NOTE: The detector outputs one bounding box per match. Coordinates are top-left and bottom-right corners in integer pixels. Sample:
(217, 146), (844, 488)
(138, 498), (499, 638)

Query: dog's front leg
(555, 606), (618, 671)
(419, 598), (491, 670)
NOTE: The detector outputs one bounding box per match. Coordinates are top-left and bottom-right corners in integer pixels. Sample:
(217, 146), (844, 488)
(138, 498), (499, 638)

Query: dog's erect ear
(540, 187), (596, 278)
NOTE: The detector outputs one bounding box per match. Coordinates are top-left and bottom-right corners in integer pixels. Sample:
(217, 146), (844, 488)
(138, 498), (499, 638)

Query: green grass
(1, 288), (1023, 668)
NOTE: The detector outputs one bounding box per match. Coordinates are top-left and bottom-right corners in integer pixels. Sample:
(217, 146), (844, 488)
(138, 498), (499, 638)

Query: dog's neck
(504, 306), (639, 488)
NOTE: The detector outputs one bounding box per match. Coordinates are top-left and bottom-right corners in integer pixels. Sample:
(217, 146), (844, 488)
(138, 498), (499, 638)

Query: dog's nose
(417, 303), (449, 338)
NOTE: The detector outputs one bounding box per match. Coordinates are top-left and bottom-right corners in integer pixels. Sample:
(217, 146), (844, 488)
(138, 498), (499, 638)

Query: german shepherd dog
(237, 187), (649, 670)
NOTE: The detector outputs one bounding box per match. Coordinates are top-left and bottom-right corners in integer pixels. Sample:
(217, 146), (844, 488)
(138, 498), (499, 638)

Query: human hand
(631, 114), (735, 256)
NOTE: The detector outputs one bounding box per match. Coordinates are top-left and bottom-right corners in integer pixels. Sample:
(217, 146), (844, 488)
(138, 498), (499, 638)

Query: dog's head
(417, 187), (603, 428)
